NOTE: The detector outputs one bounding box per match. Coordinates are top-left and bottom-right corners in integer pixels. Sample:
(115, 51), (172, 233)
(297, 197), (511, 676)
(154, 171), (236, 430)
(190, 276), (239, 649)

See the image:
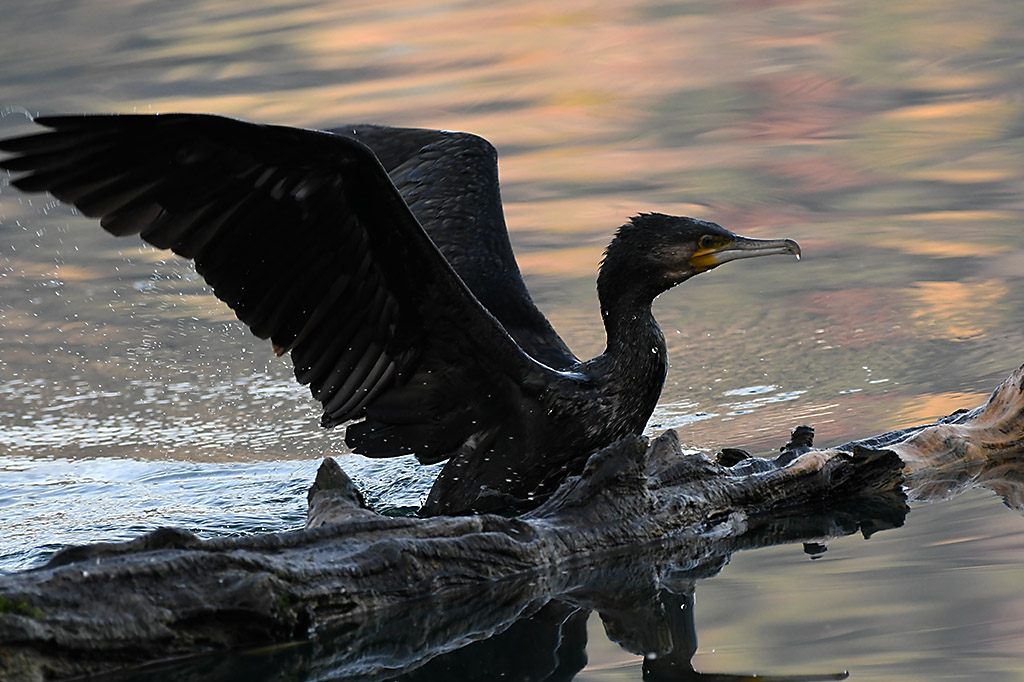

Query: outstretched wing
(0, 113), (558, 464)
(328, 124), (577, 369)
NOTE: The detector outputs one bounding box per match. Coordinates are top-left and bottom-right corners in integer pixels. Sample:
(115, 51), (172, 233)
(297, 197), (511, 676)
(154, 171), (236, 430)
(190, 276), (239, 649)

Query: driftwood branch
(1, 365), (1022, 681)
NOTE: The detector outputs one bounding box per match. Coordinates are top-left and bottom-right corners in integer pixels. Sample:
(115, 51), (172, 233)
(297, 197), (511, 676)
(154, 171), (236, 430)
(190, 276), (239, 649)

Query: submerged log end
(893, 363), (1024, 508)
(963, 362), (1024, 433)
(894, 362), (1024, 470)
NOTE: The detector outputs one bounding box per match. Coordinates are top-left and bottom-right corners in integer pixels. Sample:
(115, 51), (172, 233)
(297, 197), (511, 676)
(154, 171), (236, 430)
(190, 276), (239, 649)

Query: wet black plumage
(0, 114), (799, 515)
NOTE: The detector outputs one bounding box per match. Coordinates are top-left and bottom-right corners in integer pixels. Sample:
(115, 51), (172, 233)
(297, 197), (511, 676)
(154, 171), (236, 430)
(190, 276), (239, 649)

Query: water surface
(2, 0), (1024, 679)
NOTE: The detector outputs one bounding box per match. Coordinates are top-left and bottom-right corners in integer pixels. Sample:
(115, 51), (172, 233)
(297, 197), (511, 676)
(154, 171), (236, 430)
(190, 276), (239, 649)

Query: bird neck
(595, 254), (673, 362)
(582, 251), (685, 432)
(586, 285), (669, 433)
(558, 293), (666, 445)
(598, 290), (667, 367)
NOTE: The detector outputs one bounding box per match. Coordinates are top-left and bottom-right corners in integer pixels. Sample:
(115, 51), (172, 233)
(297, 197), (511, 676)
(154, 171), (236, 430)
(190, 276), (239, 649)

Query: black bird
(0, 114), (800, 515)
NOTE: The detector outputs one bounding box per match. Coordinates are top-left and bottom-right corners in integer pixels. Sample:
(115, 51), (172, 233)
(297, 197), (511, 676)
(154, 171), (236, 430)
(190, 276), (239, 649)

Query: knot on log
(307, 457), (371, 529)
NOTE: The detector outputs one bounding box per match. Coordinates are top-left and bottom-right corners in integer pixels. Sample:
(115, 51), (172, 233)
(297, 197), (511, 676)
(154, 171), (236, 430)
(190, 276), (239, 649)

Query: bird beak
(689, 235), (801, 272)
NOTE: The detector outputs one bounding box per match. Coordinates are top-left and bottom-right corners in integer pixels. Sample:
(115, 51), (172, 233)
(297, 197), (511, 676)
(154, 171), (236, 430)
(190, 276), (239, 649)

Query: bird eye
(699, 235), (716, 249)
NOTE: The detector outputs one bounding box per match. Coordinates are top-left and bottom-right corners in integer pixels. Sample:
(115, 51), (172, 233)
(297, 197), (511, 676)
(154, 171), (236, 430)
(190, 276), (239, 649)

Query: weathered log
(1, 365), (1022, 681)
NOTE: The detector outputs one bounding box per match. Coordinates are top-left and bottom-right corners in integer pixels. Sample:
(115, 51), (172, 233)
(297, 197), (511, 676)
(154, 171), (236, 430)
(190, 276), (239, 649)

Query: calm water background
(2, 0), (1024, 679)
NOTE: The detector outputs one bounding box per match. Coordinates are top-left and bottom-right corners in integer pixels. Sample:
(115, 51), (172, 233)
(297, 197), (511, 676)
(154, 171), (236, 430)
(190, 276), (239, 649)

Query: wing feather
(329, 124), (578, 369)
(0, 113), (563, 468)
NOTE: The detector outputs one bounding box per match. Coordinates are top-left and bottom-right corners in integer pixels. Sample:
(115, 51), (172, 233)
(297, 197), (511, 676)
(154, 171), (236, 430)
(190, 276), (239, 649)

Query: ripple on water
(0, 454), (439, 573)
(0, 373), (329, 457)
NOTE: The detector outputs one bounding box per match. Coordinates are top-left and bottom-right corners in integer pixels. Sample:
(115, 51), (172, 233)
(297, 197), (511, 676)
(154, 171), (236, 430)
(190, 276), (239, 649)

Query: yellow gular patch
(689, 242), (730, 271)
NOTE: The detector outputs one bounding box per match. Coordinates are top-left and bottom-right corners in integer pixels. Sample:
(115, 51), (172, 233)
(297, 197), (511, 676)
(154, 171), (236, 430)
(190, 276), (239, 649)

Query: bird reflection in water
(116, 583), (854, 682)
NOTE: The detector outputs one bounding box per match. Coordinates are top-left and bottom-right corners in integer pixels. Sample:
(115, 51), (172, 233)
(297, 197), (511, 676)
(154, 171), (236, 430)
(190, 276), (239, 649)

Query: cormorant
(0, 114), (800, 515)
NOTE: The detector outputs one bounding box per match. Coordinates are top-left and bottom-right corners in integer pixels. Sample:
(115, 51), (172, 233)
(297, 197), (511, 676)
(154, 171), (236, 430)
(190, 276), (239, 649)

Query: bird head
(600, 214), (801, 299)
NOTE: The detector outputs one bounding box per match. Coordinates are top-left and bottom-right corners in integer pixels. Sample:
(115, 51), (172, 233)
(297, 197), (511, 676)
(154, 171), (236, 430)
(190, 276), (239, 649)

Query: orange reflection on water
(907, 280), (1008, 341)
(515, 246), (603, 278)
(890, 390), (991, 430)
(881, 237), (1011, 260)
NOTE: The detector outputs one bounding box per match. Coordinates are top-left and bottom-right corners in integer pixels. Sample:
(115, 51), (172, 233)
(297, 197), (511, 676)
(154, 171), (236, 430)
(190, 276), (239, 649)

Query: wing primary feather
(324, 359), (398, 424)
(169, 199), (244, 259)
(99, 201), (165, 237)
(175, 185), (277, 262)
(277, 260), (360, 357)
(75, 175), (162, 217)
(286, 285), (354, 373)
(311, 322), (375, 401)
(321, 346), (391, 417)
(295, 304), (367, 389)
(0, 142), (109, 173)
(0, 128), (108, 154)
(11, 141), (146, 199)
(248, 245), (339, 340)
(140, 201), (216, 250)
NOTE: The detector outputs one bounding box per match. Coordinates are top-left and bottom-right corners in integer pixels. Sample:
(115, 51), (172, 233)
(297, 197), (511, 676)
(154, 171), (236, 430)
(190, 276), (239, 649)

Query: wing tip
(321, 413), (343, 429)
